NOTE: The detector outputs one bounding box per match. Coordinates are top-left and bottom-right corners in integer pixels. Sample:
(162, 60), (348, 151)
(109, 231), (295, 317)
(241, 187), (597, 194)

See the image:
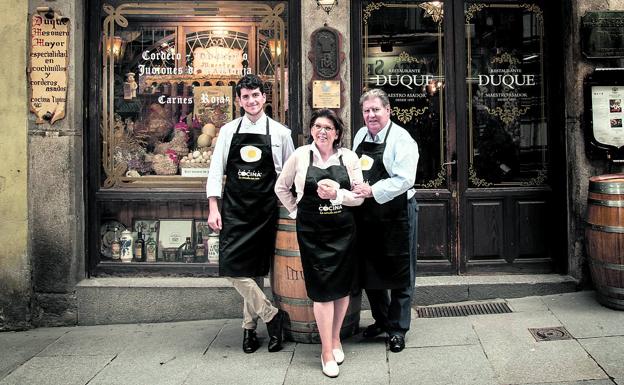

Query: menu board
(591, 85), (624, 148)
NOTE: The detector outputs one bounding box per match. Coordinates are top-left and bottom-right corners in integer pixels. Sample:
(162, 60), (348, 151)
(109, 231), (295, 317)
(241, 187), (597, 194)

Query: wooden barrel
(272, 205), (361, 343)
(586, 175), (624, 310)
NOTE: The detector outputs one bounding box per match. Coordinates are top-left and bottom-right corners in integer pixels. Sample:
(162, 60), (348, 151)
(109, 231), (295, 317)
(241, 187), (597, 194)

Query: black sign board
(582, 12), (624, 58)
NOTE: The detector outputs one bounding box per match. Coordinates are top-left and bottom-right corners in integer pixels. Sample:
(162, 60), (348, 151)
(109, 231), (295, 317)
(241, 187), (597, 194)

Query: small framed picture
(158, 219), (193, 249)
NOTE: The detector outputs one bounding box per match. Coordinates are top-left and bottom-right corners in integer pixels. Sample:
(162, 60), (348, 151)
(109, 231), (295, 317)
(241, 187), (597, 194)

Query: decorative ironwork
(418, 2), (444, 24)
(484, 105), (530, 127)
(520, 169), (547, 186)
(520, 4), (543, 22)
(491, 52), (520, 66)
(101, 2), (287, 188)
(363, 2), (385, 24)
(466, 4), (488, 22)
(398, 51), (427, 64)
(469, 164), (493, 187)
(421, 166), (446, 189)
(314, 27), (339, 79)
(391, 106), (428, 125)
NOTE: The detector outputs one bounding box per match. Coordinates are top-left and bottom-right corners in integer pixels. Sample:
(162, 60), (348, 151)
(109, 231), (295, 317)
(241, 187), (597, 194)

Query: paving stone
(284, 339), (389, 385)
(507, 296), (550, 313)
(519, 381), (615, 385)
(183, 349), (292, 385)
(579, 336), (624, 380)
(406, 316), (479, 348)
(0, 355), (114, 385)
(472, 312), (609, 384)
(389, 345), (497, 385)
(0, 327), (68, 378)
(543, 291), (624, 338)
(88, 355), (195, 385)
(37, 324), (148, 356)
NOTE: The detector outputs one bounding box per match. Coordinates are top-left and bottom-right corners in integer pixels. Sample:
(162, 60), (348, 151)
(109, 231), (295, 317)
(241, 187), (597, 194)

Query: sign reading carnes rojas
(28, 9), (69, 124)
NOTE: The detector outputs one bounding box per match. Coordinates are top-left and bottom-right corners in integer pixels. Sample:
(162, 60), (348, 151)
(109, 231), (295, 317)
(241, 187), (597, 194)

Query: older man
(352, 89), (419, 353)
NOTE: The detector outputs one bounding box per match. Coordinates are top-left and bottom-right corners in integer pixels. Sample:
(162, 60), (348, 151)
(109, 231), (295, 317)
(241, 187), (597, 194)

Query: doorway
(352, 1), (563, 274)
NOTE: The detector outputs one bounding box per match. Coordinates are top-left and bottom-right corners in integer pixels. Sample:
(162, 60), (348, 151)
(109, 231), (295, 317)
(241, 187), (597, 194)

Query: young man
(352, 88), (419, 353)
(206, 74), (295, 353)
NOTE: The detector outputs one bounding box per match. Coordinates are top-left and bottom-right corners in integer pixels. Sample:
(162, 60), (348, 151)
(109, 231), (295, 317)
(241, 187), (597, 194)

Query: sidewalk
(0, 291), (622, 385)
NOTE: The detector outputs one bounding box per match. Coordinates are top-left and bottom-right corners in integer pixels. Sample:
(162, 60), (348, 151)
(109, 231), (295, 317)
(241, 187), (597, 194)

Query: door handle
(442, 160), (456, 166)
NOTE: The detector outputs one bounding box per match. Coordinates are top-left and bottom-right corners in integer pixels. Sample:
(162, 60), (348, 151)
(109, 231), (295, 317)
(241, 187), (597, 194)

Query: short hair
(359, 88), (390, 109)
(235, 74), (265, 97)
(310, 109), (345, 149)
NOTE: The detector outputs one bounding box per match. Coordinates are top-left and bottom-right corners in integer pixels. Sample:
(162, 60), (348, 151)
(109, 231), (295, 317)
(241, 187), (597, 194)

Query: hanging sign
(28, 9), (70, 124)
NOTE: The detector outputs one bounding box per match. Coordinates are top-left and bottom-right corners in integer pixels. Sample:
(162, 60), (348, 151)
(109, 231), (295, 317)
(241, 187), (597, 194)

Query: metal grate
(528, 327), (573, 342)
(416, 302), (512, 318)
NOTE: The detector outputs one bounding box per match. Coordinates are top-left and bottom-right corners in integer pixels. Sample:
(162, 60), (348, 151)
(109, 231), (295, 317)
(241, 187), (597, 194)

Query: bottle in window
(120, 228), (134, 263)
(111, 227), (121, 261)
(195, 231), (206, 263)
(180, 237), (194, 263)
(145, 227), (157, 262)
(134, 228), (145, 262)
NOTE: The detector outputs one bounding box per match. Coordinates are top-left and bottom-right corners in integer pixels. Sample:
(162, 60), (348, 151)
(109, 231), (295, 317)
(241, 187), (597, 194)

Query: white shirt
(206, 113), (295, 198)
(352, 120), (419, 203)
(274, 144), (364, 219)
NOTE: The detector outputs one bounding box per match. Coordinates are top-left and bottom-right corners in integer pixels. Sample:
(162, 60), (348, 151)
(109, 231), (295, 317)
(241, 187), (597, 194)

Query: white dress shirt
(352, 120), (419, 203)
(274, 143), (365, 219)
(206, 113), (295, 198)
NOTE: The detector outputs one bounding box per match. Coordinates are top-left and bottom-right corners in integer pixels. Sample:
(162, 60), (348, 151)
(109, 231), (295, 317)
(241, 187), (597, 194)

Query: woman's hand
(317, 181), (338, 200)
(352, 181), (373, 199)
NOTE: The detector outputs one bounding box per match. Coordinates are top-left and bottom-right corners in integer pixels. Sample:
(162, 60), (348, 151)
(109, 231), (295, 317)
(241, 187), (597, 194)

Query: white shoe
(321, 356), (339, 378)
(332, 347), (345, 365)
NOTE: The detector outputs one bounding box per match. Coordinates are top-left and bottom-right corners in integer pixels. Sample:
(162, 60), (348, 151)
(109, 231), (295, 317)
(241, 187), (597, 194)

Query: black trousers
(365, 197), (418, 336)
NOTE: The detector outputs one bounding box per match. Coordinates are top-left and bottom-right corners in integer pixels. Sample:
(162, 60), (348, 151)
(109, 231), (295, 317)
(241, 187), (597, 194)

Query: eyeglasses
(312, 123), (336, 132)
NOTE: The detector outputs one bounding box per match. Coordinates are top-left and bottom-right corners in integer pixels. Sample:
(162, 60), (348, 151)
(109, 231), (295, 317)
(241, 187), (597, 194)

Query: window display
(92, 1), (289, 271)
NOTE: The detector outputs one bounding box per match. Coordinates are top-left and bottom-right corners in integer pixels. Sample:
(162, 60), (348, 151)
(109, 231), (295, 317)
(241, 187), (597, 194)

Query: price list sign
(28, 11), (69, 124)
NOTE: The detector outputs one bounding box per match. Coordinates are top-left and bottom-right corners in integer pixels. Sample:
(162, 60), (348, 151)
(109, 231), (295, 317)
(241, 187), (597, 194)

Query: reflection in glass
(466, 4), (548, 186)
(362, 1), (445, 187)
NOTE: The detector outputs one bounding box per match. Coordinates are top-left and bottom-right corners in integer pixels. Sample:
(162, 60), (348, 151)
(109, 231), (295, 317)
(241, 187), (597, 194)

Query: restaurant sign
(29, 9), (69, 124)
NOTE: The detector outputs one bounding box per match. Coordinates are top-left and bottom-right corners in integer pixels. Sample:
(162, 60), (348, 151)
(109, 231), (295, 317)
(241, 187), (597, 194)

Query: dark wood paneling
(517, 200), (548, 257)
(417, 201), (451, 261)
(469, 200), (504, 260)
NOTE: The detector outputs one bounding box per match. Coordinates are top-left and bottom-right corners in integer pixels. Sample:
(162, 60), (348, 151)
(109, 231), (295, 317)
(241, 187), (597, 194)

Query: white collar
(242, 113), (267, 127)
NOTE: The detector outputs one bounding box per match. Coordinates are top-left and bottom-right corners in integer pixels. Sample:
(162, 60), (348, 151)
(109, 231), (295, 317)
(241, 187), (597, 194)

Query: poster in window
(592, 86), (624, 148)
(193, 86), (234, 128)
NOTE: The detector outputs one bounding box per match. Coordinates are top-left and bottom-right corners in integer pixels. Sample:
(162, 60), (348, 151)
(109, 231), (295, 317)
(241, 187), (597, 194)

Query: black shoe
(243, 329), (259, 353)
(362, 323), (385, 338)
(388, 334), (405, 353)
(266, 309), (286, 352)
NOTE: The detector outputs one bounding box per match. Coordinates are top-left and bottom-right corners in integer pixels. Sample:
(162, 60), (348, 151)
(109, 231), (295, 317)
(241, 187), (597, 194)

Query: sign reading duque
(28, 10), (69, 124)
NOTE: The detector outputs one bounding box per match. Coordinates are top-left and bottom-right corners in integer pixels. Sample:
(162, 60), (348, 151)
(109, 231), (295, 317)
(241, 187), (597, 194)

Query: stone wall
(301, 1), (352, 147)
(0, 0), (30, 331)
(28, 0), (84, 327)
(564, 0), (624, 281)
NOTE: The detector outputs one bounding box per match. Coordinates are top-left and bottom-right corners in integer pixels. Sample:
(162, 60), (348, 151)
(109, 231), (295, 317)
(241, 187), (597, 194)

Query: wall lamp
(317, 0), (338, 15)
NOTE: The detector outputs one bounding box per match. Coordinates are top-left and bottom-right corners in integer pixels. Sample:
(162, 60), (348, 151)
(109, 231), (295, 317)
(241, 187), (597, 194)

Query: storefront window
(94, 1), (288, 269)
(466, 3), (548, 187)
(362, 1), (445, 187)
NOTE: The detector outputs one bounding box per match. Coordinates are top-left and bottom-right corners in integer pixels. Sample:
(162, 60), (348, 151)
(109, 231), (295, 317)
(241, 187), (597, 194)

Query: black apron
(219, 118), (278, 277)
(296, 150), (356, 302)
(354, 123), (410, 289)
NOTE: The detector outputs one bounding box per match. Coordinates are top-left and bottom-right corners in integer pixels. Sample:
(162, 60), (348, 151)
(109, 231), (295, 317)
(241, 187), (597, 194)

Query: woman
(275, 109), (364, 378)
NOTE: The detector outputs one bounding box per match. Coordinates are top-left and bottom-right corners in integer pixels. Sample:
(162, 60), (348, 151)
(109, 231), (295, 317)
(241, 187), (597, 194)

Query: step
(76, 274), (579, 325)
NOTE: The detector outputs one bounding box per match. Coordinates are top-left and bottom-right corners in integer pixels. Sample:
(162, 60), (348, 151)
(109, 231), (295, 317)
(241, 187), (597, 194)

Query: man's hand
(208, 197), (222, 231)
(352, 181), (373, 199)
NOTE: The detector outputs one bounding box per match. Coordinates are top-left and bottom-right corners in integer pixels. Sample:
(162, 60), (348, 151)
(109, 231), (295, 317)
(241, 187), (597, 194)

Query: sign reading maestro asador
(29, 11), (69, 124)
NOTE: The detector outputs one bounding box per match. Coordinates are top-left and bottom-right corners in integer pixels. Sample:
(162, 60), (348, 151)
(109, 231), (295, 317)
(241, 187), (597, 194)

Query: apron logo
(237, 169), (263, 180)
(360, 154), (374, 171)
(318, 203), (343, 215)
(240, 145), (262, 162)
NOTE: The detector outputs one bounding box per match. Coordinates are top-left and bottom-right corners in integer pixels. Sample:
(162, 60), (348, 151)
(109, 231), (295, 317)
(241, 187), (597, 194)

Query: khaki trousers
(227, 276), (278, 330)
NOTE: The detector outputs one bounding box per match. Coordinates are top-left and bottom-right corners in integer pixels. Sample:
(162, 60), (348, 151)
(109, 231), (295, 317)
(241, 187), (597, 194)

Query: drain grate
(528, 327), (573, 342)
(415, 302), (512, 318)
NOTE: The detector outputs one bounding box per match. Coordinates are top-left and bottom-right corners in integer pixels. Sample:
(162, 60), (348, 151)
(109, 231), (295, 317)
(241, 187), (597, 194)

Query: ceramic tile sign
(28, 10), (69, 124)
